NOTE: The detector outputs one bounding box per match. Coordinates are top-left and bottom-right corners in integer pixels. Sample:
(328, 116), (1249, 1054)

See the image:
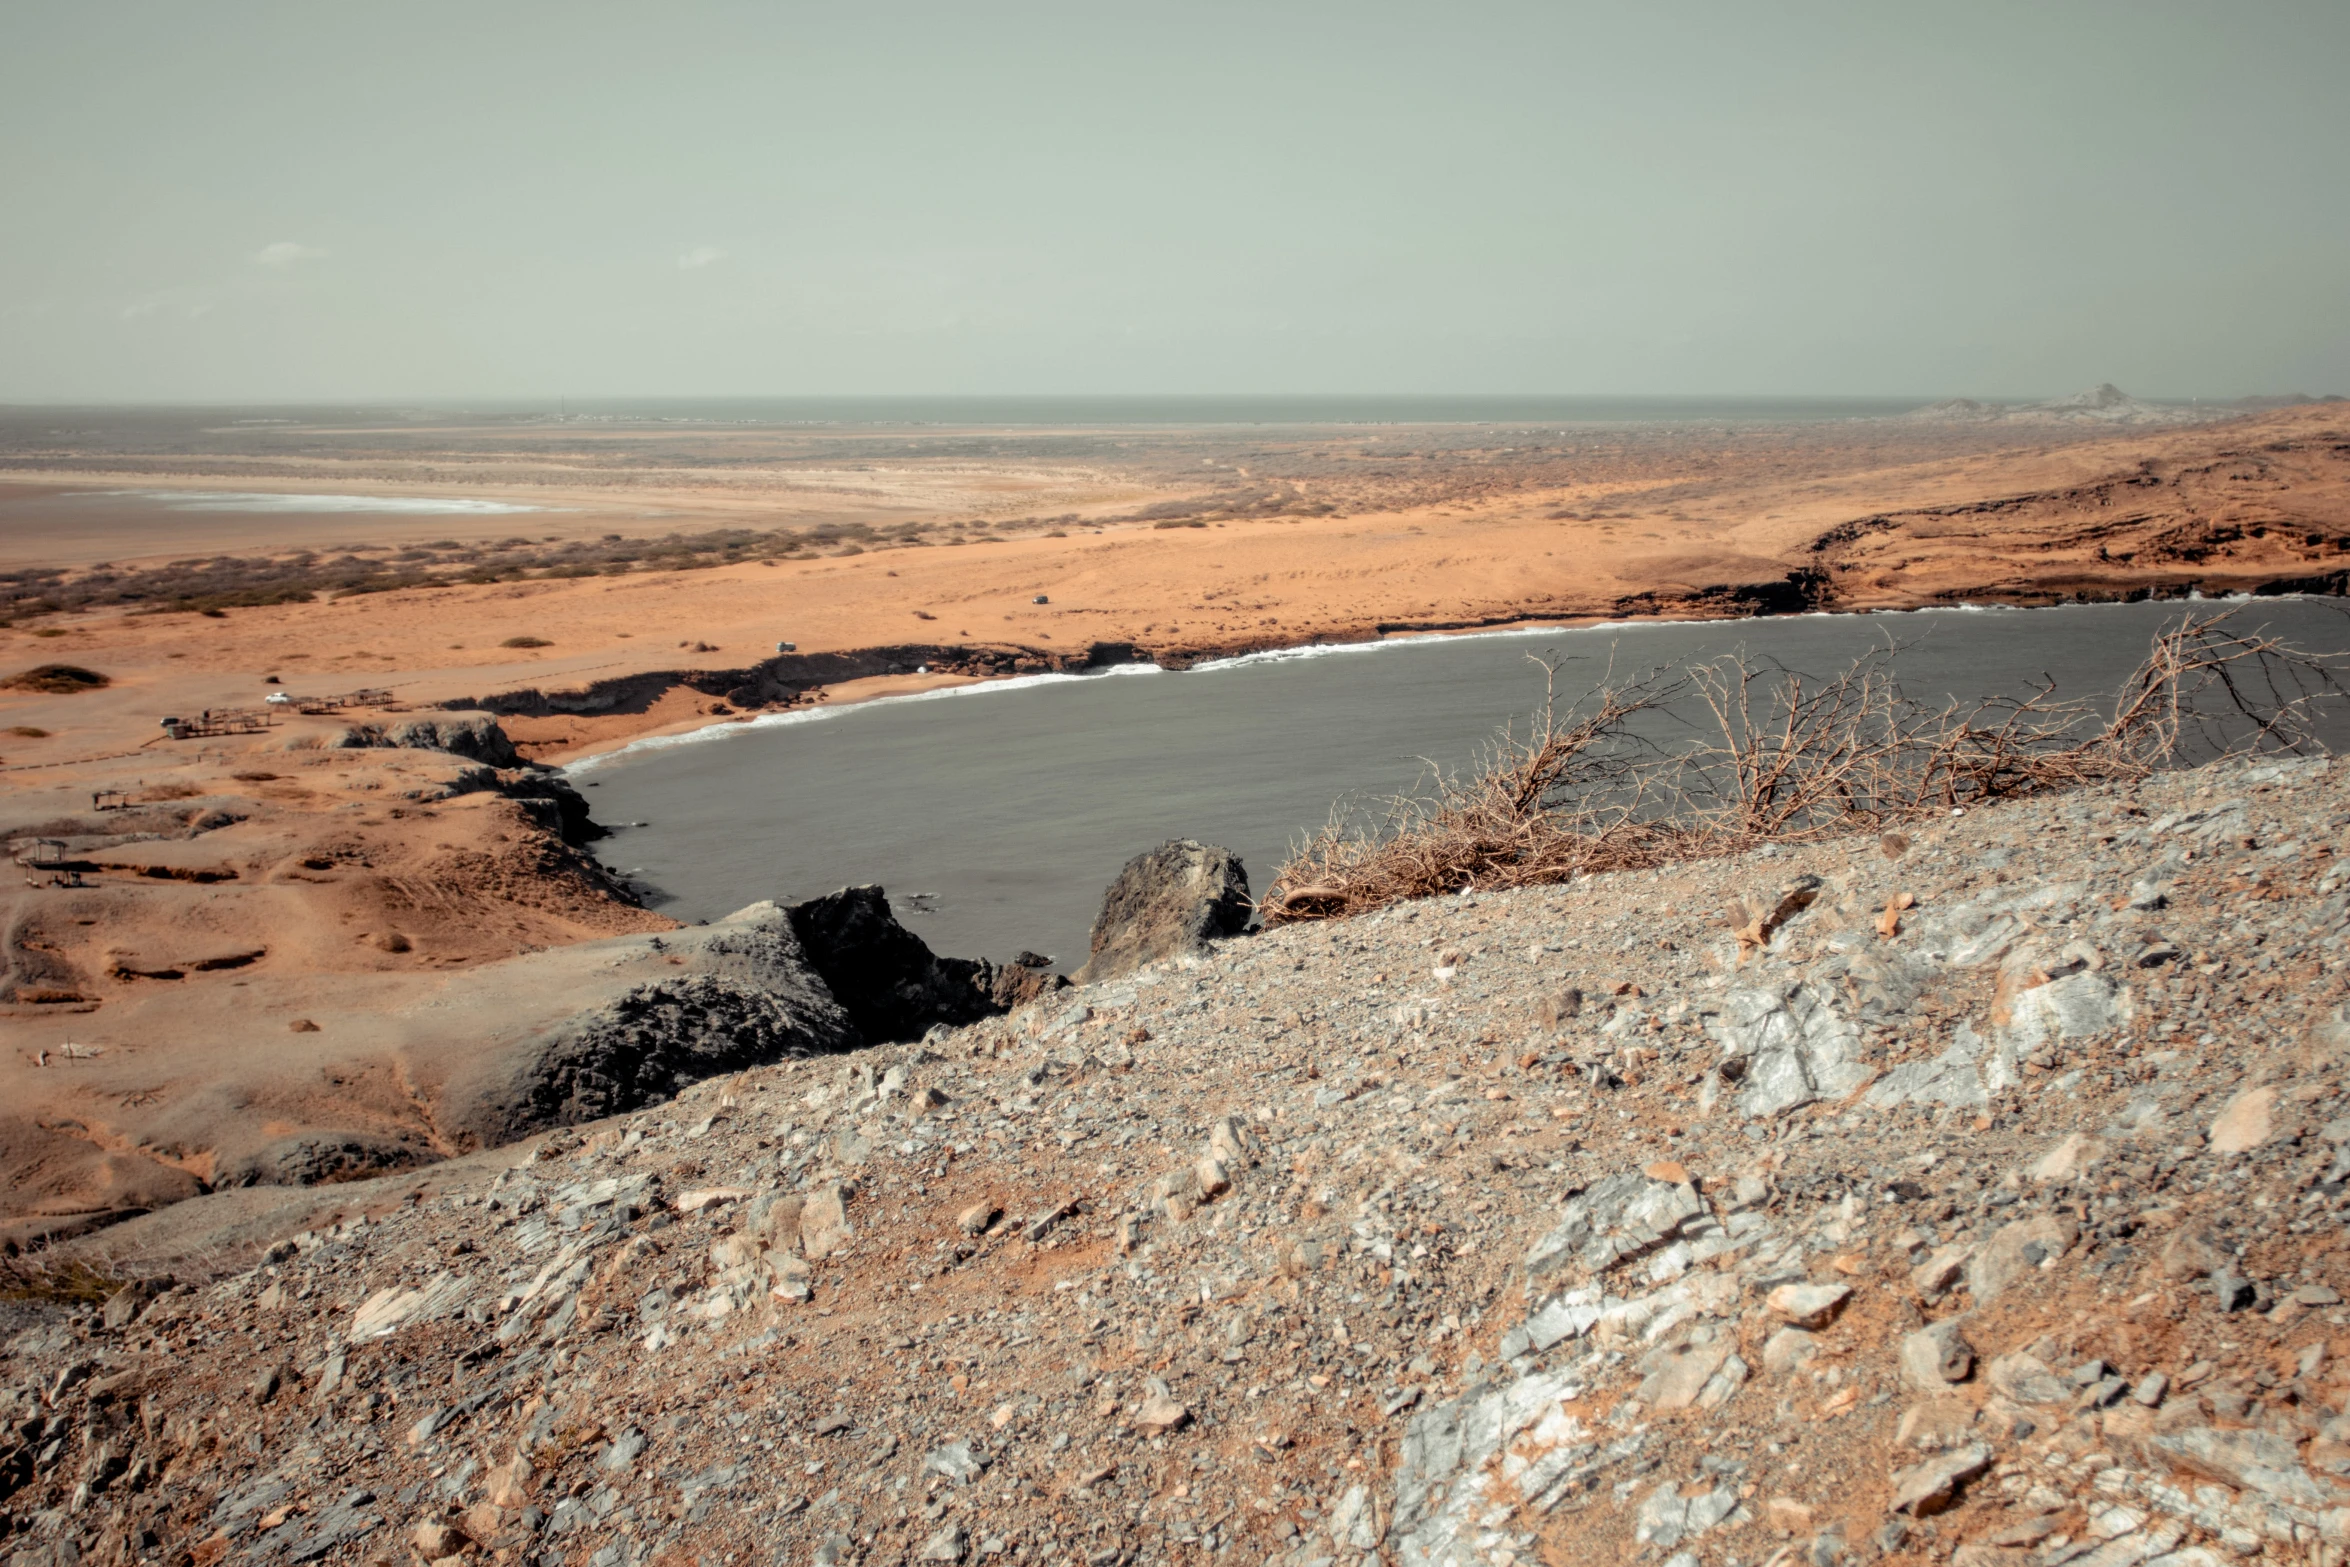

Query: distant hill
(1905, 382), (2234, 426)
(2229, 391), (2347, 409)
(1898, 382), (2340, 425)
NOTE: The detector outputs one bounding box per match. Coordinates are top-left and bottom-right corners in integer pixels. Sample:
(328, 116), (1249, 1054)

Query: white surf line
(562, 595), (2310, 775)
(96, 489), (555, 515)
(562, 664), (1166, 774)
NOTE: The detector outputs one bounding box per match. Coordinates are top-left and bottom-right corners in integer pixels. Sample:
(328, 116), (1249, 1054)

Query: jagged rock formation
(785, 886), (1006, 1045)
(1905, 384), (2216, 428)
(432, 902), (863, 1151)
(338, 713), (524, 768)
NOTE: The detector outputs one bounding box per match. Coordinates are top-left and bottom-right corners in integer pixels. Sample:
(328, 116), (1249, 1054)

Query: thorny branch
(1263, 610), (2349, 924)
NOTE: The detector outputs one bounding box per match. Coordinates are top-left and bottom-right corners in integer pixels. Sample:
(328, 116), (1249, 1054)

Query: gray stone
(1632, 1478), (1743, 1549)
(1522, 1294), (1601, 1353)
(922, 1442), (988, 1485)
(435, 902), (863, 1148)
(1707, 980), (1867, 1118)
(1766, 1283), (1850, 1329)
(1387, 1371), (1586, 1565)
(2002, 970), (2125, 1055)
(215, 1130), (437, 1190)
(2080, 1375), (2128, 1409)
(1965, 1214), (2077, 1301)
(2211, 1272), (2258, 1312)
(1523, 1170), (1704, 1283)
(601, 1428), (647, 1475)
(1635, 1342), (1732, 1412)
(1135, 1390), (1190, 1435)
(1762, 1328), (1820, 1377)
(2147, 1425), (2332, 1509)
(1889, 1443), (1990, 1516)
(1326, 1483), (1384, 1551)
(1075, 840), (1253, 984)
(1866, 1022), (1998, 1111)
(918, 1524), (969, 1562)
(785, 885), (1012, 1044)
(1985, 1352), (2075, 1407)
(1697, 1354), (1749, 1410)
(1899, 1320), (1973, 1390)
(358, 711), (522, 767)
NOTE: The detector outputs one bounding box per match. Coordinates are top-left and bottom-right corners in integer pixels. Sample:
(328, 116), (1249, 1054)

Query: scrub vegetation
(1265, 612), (2350, 922)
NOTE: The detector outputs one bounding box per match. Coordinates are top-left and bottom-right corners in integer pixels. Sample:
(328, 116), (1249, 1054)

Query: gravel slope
(9, 752), (2350, 1567)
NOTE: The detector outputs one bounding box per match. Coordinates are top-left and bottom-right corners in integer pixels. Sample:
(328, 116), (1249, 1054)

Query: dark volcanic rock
(494, 768), (603, 845)
(345, 711), (523, 767)
(215, 1131), (438, 1189)
(437, 903), (860, 1149)
(1076, 839), (1253, 984)
(786, 886), (1005, 1043)
(175, 891), (1053, 1184)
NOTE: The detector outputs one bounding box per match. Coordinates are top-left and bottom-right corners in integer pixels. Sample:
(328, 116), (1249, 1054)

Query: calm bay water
(573, 600), (2350, 969)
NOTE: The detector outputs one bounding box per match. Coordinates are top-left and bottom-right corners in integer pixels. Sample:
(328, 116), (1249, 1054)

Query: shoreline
(2, 402), (2341, 779)
(547, 588), (2322, 774)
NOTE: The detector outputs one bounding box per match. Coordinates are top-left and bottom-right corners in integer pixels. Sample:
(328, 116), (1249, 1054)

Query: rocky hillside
(6, 753), (2350, 1567)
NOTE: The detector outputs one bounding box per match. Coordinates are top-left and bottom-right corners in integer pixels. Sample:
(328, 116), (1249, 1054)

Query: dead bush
(0, 1257), (126, 1304)
(1263, 611), (2346, 924)
(2, 663), (108, 694)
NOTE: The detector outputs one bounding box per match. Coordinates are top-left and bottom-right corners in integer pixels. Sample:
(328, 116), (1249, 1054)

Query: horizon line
(3, 388), (2337, 414)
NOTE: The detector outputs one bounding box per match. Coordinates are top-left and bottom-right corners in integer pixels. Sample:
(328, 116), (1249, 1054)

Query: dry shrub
(501, 634), (553, 649)
(2, 663), (108, 694)
(0, 1257), (125, 1304)
(1263, 611), (2346, 923)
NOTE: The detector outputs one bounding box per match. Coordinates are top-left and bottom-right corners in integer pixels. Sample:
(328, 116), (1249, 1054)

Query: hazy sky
(3, 1), (2343, 402)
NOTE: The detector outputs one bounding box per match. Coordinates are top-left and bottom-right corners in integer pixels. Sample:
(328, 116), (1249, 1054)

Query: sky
(2, 1), (2344, 403)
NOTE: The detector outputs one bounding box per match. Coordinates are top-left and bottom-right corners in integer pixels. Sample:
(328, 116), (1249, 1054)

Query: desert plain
(0, 393), (2345, 1245)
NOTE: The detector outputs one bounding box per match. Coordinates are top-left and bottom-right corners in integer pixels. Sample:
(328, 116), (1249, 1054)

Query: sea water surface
(91, 490), (551, 515)
(575, 600), (2350, 969)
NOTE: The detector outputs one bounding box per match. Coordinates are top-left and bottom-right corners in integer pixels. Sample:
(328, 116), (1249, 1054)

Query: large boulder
(433, 901), (863, 1149)
(786, 886), (1005, 1043)
(1076, 840), (1253, 984)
